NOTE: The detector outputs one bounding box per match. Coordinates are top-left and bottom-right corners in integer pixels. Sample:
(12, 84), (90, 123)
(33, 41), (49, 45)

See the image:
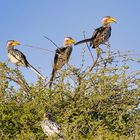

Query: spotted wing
(90, 27), (105, 47)
(91, 26), (111, 48)
(8, 49), (29, 67)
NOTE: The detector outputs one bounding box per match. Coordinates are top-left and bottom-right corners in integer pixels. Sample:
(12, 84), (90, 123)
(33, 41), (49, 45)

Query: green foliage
(0, 50), (140, 140)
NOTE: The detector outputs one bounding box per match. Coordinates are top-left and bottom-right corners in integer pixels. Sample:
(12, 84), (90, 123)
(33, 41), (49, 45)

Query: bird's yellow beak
(13, 41), (20, 46)
(70, 39), (76, 44)
(108, 17), (117, 23)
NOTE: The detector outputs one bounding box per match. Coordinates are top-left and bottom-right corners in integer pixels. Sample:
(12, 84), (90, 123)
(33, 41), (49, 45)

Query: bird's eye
(9, 42), (13, 46)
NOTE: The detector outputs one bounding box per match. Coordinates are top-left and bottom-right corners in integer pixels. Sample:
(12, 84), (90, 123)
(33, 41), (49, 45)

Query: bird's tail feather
(49, 69), (56, 88)
(75, 38), (92, 45)
(28, 64), (45, 80)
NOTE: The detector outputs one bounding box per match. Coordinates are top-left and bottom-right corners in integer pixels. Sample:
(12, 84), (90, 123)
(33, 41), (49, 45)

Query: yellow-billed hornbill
(75, 16), (117, 48)
(6, 40), (45, 79)
(49, 37), (75, 88)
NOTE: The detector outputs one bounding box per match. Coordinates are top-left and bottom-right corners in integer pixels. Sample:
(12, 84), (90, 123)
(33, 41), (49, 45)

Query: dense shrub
(0, 50), (140, 139)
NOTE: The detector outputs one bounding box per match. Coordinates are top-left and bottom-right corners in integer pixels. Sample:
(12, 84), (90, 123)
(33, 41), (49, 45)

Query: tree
(0, 50), (140, 140)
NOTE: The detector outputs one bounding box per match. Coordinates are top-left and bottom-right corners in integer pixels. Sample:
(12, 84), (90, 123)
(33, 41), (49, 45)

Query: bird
(41, 112), (62, 138)
(6, 40), (45, 80)
(49, 37), (76, 88)
(75, 16), (117, 48)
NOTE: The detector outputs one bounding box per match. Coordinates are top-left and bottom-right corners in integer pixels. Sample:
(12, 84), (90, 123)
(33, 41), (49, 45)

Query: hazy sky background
(0, 0), (140, 83)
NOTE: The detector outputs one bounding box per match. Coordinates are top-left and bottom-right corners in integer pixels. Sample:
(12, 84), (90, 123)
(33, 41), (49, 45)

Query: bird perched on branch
(49, 37), (75, 88)
(6, 40), (45, 79)
(75, 16), (117, 48)
(41, 112), (62, 138)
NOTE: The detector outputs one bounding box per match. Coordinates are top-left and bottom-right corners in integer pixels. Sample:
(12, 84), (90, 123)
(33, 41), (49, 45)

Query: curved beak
(14, 41), (20, 46)
(108, 17), (117, 23)
(70, 39), (76, 44)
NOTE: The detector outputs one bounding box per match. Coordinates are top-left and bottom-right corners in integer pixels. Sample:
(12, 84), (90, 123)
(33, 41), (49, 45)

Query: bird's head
(101, 16), (117, 26)
(43, 111), (54, 120)
(63, 37), (76, 47)
(7, 40), (20, 47)
(44, 112), (52, 119)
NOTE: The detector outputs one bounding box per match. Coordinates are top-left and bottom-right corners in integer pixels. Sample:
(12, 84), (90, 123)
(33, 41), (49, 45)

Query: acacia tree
(0, 50), (140, 140)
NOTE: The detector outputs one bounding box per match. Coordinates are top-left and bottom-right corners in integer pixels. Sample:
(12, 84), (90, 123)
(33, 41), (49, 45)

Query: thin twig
(43, 35), (59, 49)
(6, 76), (30, 94)
(83, 31), (94, 62)
(71, 48), (100, 87)
(82, 47), (100, 78)
(88, 48), (100, 72)
(23, 44), (54, 53)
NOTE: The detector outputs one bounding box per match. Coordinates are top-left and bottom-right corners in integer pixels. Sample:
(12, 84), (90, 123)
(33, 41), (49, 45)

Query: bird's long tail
(49, 68), (56, 88)
(75, 38), (92, 45)
(28, 64), (45, 80)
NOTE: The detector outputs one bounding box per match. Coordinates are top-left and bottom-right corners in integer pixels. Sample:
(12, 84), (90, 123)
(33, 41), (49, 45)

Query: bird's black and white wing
(8, 49), (45, 79)
(49, 46), (72, 88)
(90, 26), (105, 47)
(91, 26), (111, 48)
(54, 46), (72, 70)
(8, 49), (29, 67)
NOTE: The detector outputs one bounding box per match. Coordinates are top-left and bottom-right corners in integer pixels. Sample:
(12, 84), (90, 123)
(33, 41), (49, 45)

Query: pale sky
(0, 0), (140, 83)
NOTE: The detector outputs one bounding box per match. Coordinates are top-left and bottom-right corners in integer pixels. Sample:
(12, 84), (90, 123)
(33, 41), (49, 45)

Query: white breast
(8, 53), (19, 64)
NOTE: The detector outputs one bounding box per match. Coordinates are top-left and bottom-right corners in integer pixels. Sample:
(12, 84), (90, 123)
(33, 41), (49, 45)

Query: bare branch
(43, 35), (59, 49)
(83, 31), (94, 63)
(81, 47), (100, 79)
(6, 76), (30, 94)
(88, 48), (100, 72)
